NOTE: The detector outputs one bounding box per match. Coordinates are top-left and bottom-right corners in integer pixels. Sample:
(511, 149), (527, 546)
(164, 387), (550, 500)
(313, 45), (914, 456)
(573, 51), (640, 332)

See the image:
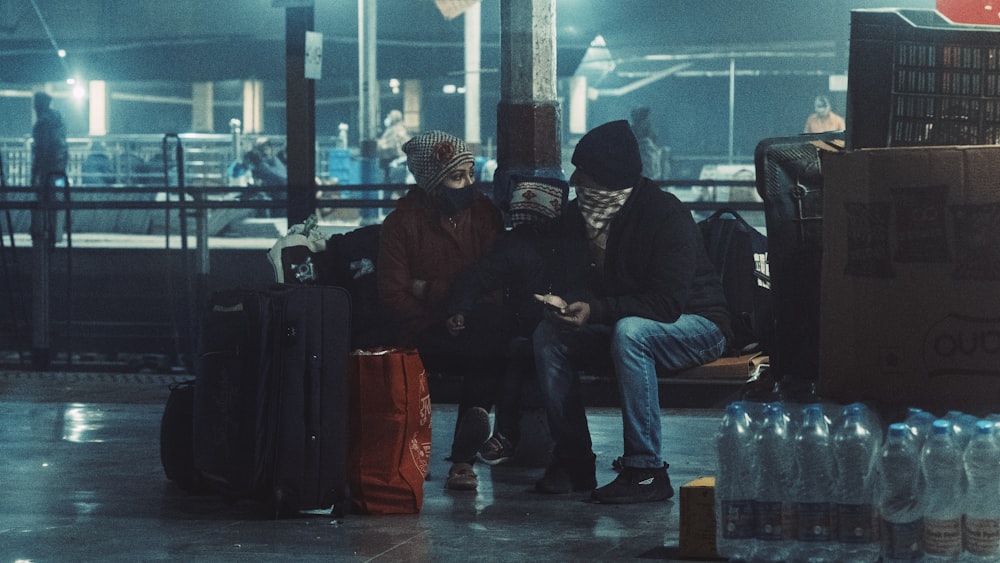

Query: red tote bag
(347, 348), (433, 515)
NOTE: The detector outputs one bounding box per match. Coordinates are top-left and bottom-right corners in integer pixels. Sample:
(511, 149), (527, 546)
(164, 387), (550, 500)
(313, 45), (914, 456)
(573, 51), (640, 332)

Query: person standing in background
(31, 92), (68, 189)
(30, 91), (68, 246)
(803, 95), (845, 133)
(377, 109), (411, 184)
(629, 106), (665, 181)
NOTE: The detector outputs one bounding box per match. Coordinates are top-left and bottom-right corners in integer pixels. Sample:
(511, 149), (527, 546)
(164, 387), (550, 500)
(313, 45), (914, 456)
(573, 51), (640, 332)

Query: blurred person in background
(377, 109), (411, 184)
(30, 91), (68, 245)
(803, 95), (845, 133)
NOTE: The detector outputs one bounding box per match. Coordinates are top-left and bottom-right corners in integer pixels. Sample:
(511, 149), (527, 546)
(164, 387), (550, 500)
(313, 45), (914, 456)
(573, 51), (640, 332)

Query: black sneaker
(534, 454), (597, 494)
(478, 433), (515, 466)
(449, 407), (491, 464)
(590, 464), (674, 504)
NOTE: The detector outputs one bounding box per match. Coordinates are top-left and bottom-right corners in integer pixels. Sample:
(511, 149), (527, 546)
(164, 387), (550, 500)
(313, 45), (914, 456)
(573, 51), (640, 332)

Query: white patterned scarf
(577, 187), (633, 262)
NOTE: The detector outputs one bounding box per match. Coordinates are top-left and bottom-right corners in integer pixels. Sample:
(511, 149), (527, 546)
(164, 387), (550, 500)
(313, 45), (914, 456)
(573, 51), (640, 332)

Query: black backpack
(698, 208), (772, 355)
(159, 379), (210, 494)
(321, 224), (400, 349)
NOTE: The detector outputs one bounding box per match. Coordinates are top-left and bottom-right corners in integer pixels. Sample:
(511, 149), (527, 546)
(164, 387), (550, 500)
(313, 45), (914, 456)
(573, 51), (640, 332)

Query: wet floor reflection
(58, 403), (157, 443)
(1, 394), (723, 561)
(62, 403), (106, 443)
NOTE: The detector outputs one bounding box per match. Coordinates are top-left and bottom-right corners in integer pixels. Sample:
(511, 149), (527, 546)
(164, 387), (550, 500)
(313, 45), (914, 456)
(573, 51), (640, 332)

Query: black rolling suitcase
(753, 132), (844, 393)
(194, 289), (270, 499)
(265, 284), (351, 516)
(193, 284), (351, 516)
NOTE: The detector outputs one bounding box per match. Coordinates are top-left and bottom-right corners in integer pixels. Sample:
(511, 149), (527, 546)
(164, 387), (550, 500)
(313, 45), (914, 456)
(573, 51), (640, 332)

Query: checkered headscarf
(403, 131), (475, 194)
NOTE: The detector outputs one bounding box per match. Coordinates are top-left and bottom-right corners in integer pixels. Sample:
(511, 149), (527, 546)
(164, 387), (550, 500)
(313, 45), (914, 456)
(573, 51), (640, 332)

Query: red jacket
(377, 188), (503, 345)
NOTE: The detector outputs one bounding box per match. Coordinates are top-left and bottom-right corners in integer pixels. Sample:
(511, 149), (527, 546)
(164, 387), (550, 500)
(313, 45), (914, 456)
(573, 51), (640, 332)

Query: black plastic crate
(847, 8), (1000, 149)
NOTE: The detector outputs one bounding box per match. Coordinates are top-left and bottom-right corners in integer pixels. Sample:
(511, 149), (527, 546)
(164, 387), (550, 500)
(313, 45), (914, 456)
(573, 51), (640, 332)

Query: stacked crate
(847, 8), (1000, 149)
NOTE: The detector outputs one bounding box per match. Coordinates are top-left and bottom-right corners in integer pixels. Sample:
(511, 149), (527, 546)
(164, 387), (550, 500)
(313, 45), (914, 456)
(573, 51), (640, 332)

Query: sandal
(444, 462), (478, 491)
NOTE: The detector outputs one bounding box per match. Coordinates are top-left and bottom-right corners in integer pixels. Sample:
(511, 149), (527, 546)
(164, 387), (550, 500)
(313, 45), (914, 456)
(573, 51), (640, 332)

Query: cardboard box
(819, 145), (1000, 415)
(679, 476), (720, 559)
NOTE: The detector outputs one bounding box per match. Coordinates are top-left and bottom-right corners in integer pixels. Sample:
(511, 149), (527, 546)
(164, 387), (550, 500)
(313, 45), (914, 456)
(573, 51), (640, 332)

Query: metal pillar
(30, 192), (52, 370)
(285, 4), (317, 226)
(358, 0), (379, 157)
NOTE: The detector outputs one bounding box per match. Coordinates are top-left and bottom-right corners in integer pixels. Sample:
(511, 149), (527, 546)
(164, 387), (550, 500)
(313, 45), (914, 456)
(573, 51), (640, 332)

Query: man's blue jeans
(532, 315), (727, 469)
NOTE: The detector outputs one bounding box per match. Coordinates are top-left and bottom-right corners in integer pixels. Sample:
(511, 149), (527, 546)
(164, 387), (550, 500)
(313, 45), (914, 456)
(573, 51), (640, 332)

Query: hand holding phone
(534, 293), (568, 315)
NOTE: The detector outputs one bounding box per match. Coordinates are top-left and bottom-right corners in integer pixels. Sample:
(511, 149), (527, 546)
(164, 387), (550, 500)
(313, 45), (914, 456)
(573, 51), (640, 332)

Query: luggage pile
(159, 218), (430, 517)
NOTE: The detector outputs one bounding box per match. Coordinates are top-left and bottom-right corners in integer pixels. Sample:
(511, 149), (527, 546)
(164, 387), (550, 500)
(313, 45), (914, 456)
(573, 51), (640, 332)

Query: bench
(426, 352), (763, 410)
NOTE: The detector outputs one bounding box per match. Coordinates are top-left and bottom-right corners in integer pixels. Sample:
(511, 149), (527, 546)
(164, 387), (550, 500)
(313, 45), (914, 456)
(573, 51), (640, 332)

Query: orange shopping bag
(347, 348), (432, 514)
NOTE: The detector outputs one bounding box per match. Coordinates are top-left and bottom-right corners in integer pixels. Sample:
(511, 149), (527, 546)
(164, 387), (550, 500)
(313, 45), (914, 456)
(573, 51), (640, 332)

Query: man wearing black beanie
(531, 120), (734, 504)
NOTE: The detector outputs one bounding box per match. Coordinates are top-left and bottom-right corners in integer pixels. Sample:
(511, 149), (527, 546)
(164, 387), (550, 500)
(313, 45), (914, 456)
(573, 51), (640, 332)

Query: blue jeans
(532, 315), (726, 469)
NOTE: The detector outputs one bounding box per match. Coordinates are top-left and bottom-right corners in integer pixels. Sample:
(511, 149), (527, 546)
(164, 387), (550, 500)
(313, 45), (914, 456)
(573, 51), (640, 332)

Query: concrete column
(567, 75), (588, 135)
(88, 80), (108, 136)
(403, 79), (421, 133)
(464, 1), (481, 148)
(242, 80), (264, 135)
(495, 0), (562, 209)
(192, 82), (214, 133)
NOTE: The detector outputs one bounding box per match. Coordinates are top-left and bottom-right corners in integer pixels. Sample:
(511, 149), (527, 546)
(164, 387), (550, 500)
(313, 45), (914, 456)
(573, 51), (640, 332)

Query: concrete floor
(0, 370), (726, 562)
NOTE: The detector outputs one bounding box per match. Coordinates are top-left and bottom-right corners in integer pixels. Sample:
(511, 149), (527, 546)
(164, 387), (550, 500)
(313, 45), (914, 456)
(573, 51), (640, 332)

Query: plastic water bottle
(945, 410), (978, 451)
(921, 419), (964, 561)
(905, 407), (936, 449)
(963, 420), (1000, 562)
(846, 401), (884, 446)
(715, 402), (756, 562)
(832, 403), (880, 562)
(790, 403), (838, 562)
(752, 402), (795, 562)
(878, 422), (925, 562)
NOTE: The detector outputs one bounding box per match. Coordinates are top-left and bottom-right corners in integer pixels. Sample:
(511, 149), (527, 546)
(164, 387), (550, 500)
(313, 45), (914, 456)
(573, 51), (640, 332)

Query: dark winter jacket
(564, 177), (734, 344)
(446, 217), (591, 338)
(377, 186), (503, 344)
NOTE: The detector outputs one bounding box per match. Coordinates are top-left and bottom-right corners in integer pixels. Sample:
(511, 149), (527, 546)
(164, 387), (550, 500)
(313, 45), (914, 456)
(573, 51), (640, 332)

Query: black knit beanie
(571, 120), (642, 190)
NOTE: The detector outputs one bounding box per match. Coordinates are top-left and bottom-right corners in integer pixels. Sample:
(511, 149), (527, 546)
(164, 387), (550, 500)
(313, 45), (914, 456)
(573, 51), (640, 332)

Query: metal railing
(0, 177), (763, 372)
(0, 133), (361, 189)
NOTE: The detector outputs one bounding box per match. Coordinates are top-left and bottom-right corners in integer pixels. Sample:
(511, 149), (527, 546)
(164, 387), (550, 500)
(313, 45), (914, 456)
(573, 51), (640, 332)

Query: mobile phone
(543, 302), (565, 315)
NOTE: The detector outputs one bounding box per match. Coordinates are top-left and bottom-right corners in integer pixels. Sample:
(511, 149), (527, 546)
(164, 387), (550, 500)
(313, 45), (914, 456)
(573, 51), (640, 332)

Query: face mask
(384, 116), (392, 128)
(437, 185), (476, 215)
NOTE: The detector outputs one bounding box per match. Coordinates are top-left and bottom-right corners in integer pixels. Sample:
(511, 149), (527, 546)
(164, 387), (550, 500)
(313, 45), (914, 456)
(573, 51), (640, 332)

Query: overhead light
(442, 84), (457, 94)
(58, 49), (66, 58)
(66, 77), (75, 85)
(73, 85), (86, 99)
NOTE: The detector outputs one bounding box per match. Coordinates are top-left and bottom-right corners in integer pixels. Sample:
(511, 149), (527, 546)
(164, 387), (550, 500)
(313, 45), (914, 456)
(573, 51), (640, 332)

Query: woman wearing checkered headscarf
(377, 130), (507, 492)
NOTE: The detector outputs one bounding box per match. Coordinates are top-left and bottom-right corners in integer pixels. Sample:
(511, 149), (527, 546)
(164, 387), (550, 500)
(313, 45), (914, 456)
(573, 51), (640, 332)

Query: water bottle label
(923, 517), (962, 558)
(753, 500), (785, 540)
(795, 502), (833, 542)
(836, 503), (876, 543)
(720, 499), (755, 540)
(964, 517), (1000, 556)
(881, 518), (923, 560)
